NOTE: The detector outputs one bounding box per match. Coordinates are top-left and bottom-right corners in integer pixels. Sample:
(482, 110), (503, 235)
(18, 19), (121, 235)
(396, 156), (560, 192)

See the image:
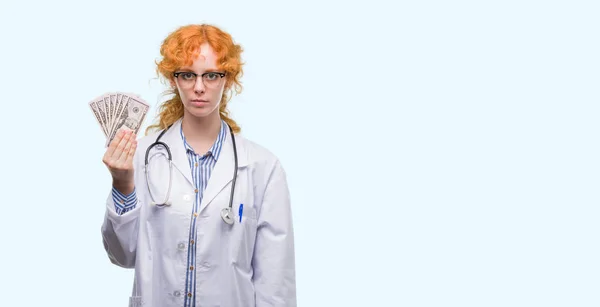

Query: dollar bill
(89, 99), (108, 137)
(105, 95), (150, 147)
(93, 96), (110, 136)
(103, 95), (113, 132)
(109, 93), (118, 130)
(112, 92), (129, 135)
(115, 92), (123, 131)
(89, 91), (150, 146)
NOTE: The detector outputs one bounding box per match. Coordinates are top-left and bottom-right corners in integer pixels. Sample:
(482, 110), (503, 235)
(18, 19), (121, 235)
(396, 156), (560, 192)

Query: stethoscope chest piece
(221, 207), (234, 225)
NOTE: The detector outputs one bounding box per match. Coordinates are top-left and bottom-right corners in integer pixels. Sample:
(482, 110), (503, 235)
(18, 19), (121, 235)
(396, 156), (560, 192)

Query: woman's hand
(102, 129), (138, 194)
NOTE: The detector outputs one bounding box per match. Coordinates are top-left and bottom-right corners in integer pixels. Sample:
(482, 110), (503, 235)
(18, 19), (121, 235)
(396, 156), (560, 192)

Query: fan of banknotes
(88, 92), (150, 147)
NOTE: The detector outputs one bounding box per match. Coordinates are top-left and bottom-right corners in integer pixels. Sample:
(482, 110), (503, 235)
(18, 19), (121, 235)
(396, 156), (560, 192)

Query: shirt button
(190, 239), (195, 244)
(187, 293), (193, 298)
(195, 162), (198, 167)
(194, 188), (198, 193)
(190, 266), (194, 270)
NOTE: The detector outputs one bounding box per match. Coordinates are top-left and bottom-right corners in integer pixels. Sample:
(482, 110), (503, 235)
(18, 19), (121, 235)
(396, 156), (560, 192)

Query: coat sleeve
(100, 146), (144, 269)
(252, 159), (297, 306)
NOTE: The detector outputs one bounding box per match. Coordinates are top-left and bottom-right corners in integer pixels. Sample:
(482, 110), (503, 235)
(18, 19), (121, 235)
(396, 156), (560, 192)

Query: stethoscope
(144, 124), (239, 225)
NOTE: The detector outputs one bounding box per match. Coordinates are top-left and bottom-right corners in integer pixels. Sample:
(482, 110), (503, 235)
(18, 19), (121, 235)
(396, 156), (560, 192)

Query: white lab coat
(101, 119), (296, 307)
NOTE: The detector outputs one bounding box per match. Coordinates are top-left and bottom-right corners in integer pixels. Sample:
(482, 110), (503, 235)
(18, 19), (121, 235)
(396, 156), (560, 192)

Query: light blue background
(0, 0), (598, 306)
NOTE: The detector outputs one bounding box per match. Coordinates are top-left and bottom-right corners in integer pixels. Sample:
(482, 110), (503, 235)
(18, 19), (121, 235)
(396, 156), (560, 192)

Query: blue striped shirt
(111, 120), (228, 306)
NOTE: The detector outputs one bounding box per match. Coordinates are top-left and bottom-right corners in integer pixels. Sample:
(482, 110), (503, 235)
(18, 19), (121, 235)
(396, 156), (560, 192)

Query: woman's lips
(191, 99), (209, 107)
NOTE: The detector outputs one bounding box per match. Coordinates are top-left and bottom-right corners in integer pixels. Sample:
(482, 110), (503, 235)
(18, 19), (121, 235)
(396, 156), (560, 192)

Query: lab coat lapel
(200, 129), (247, 214)
(161, 119), (194, 187)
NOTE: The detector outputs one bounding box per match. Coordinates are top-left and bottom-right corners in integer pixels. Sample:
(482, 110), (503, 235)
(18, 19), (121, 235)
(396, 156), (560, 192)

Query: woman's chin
(185, 105), (217, 119)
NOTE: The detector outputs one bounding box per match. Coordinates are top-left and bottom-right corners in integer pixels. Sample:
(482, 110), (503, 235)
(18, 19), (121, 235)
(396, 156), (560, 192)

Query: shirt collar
(180, 120), (228, 161)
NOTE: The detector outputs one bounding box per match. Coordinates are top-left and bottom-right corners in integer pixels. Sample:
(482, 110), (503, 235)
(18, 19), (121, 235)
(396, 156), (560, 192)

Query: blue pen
(239, 204), (244, 223)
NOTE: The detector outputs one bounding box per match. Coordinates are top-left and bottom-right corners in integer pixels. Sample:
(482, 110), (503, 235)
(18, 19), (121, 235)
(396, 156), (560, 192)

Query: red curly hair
(146, 24), (244, 135)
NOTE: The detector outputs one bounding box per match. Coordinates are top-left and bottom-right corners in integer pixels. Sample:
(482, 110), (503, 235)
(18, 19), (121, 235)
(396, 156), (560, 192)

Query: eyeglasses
(173, 71), (226, 89)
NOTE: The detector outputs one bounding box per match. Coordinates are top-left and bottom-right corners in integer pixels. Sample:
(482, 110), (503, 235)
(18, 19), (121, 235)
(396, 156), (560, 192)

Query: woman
(100, 24), (296, 307)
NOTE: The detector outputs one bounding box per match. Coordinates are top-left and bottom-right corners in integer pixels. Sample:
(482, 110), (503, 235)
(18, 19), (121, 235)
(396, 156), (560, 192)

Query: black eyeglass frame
(173, 71), (226, 79)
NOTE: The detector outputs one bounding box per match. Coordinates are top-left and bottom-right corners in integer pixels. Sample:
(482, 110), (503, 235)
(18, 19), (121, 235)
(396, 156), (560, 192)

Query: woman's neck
(181, 112), (222, 154)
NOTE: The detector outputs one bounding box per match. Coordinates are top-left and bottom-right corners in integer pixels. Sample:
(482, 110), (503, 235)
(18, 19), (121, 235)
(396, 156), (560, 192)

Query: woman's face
(171, 42), (226, 120)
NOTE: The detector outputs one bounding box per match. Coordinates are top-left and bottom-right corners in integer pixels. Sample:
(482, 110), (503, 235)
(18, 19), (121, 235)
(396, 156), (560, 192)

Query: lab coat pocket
(229, 205), (258, 268)
(128, 296), (143, 307)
